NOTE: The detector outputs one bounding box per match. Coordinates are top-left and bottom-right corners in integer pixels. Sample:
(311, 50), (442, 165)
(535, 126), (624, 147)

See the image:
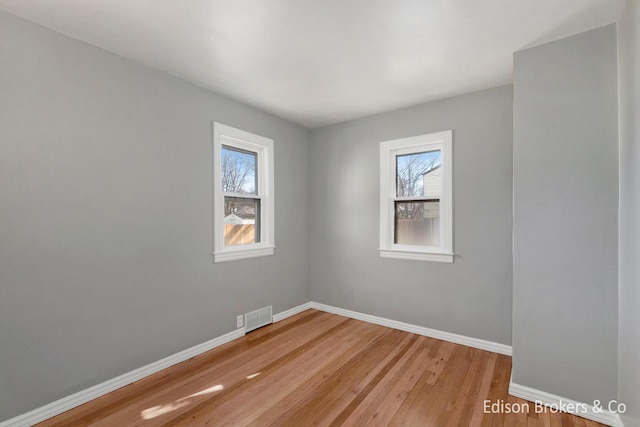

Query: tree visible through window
(222, 145), (260, 245)
(222, 146), (259, 245)
(222, 146), (256, 195)
(395, 150), (442, 246)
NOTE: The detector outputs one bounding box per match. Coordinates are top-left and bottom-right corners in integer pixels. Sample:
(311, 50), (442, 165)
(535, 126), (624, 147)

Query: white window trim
(379, 130), (453, 263)
(212, 123), (275, 262)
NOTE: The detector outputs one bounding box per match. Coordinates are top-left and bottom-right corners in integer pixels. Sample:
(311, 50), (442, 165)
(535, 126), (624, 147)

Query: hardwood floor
(37, 310), (606, 426)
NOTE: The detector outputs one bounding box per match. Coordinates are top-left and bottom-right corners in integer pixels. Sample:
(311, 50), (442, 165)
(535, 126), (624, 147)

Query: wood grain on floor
(37, 309), (606, 426)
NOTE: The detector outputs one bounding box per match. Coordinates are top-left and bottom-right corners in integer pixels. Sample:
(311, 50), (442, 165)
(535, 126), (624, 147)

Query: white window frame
(379, 130), (453, 263)
(213, 123), (275, 262)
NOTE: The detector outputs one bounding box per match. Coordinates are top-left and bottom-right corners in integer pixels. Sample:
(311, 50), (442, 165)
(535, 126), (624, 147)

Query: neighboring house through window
(213, 123), (274, 262)
(379, 130), (453, 262)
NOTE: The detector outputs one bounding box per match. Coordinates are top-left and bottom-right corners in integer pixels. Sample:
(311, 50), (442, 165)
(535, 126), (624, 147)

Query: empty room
(1, 1), (639, 426)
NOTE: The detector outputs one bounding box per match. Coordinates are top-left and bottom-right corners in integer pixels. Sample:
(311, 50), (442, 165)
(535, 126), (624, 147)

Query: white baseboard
(309, 302), (512, 356)
(509, 382), (625, 427)
(0, 301), (512, 426)
(5, 302), (623, 427)
(272, 301), (312, 323)
(0, 327), (245, 427)
(2, 302), (320, 427)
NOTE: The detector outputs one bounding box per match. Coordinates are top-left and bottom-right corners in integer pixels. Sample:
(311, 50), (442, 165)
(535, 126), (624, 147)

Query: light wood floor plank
(36, 310), (607, 427)
(339, 335), (436, 426)
(183, 319), (380, 426)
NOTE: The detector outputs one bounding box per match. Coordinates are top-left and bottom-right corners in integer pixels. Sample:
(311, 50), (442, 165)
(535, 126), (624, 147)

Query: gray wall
(618, 1), (640, 425)
(309, 86), (513, 346)
(1, 5), (630, 424)
(0, 11), (310, 421)
(512, 24), (619, 404)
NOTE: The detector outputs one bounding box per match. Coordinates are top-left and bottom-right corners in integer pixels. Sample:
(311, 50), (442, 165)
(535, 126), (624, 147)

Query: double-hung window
(379, 130), (453, 262)
(213, 123), (274, 262)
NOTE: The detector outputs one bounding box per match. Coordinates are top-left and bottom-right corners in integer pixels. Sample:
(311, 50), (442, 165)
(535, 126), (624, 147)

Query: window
(379, 130), (453, 262)
(213, 123), (274, 262)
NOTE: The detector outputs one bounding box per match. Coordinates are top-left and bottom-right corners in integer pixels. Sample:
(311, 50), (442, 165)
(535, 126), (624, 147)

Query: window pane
(396, 150), (441, 197)
(222, 145), (257, 195)
(394, 201), (440, 246)
(224, 197), (260, 245)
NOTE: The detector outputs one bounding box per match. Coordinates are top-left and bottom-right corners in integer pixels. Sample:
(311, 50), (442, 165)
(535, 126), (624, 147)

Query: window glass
(221, 146), (257, 195)
(396, 150), (441, 197)
(224, 197), (260, 245)
(394, 201), (440, 246)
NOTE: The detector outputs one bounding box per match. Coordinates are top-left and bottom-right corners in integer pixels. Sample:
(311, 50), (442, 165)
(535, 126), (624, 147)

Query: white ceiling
(0, 0), (626, 128)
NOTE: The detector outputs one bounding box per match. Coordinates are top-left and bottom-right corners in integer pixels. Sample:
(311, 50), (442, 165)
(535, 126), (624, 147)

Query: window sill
(379, 249), (454, 263)
(213, 246), (275, 263)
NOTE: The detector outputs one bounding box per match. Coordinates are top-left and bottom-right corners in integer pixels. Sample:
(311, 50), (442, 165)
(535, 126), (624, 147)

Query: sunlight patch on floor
(140, 400), (191, 420)
(188, 384), (224, 397)
(140, 384), (224, 420)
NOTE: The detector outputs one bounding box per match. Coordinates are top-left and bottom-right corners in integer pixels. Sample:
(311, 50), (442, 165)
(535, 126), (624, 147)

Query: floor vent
(245, 306), (273, 333)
